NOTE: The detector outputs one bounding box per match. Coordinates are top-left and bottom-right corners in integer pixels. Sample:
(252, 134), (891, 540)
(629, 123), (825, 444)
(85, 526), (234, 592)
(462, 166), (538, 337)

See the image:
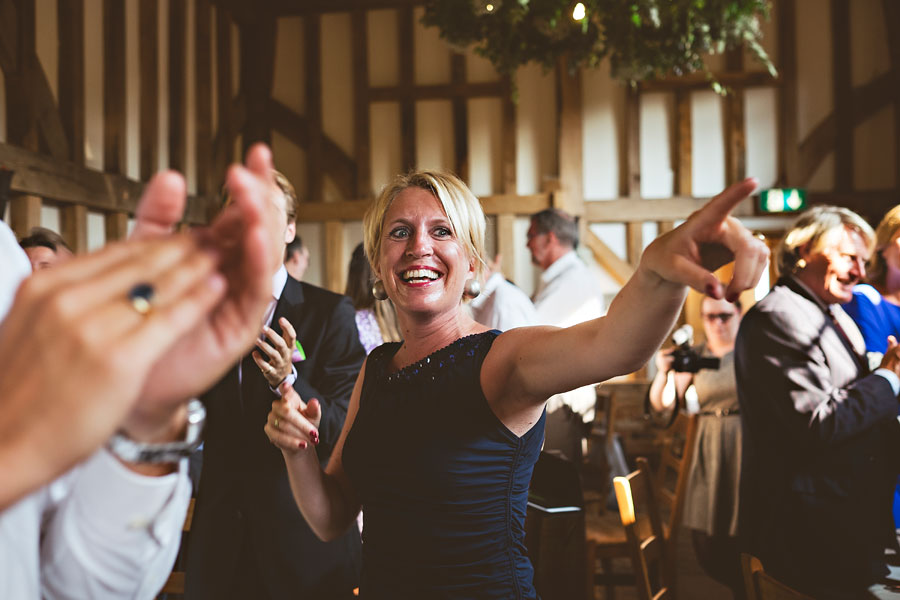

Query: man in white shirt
(527, 208), (606, 462)
(0, 144), (279, 599)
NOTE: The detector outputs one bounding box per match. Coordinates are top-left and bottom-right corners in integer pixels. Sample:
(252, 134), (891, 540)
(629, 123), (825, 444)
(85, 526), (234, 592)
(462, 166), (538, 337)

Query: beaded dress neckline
(382, 331), (495, 383)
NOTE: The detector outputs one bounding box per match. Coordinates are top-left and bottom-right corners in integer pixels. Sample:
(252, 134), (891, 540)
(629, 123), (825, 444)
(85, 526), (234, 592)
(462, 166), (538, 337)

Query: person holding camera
(648, 293), (744, 597)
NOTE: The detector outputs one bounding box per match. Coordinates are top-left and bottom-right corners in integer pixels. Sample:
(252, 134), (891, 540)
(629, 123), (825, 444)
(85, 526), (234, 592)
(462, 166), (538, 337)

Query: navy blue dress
(342, 330), (545, 599)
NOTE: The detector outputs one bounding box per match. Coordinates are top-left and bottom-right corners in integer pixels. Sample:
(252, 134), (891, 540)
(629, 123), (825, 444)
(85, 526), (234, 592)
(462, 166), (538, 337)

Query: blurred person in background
(345, 242), (402, 354)
(649, 293), (744, 597)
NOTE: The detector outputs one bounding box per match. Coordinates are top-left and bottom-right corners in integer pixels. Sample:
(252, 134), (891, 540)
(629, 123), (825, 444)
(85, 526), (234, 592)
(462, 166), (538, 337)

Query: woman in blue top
(262, 171), (767, 599)
(843, 204), (900, 527)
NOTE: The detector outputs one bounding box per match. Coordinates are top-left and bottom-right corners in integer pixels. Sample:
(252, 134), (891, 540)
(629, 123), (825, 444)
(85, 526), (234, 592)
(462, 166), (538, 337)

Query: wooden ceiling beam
(0, 142), (214, 224)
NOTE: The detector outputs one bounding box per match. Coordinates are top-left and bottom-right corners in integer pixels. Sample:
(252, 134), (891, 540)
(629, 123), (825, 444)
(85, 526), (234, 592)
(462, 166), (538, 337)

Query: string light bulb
(486, 3), (495, 12)
(572, 2), (586, 21)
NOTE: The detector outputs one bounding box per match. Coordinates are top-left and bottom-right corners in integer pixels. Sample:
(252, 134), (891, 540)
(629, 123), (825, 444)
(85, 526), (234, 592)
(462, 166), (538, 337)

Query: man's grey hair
(530, 208), (579, 249)
(775, 205), (874, 275)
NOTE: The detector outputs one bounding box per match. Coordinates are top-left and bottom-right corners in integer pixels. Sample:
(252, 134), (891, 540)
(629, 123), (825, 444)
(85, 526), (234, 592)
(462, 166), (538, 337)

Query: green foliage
(422, 0), (775, 88)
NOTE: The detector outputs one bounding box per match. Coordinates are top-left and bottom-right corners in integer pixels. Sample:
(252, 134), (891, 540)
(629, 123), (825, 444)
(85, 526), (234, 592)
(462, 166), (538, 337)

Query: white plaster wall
(515, 64), (557, 194)
(273, 17), (305, 115)
(87, 210), (104, 250)
(466, 50), (499, 83)
(125, 0), (140, 180)
(850, 0), (891, 87)
(795, 0), (833, 144)
(582, 62), (623, 200)
(322, 13), (354, 166)
(744, 87), (778, 188)
(84, 0), (103, 170)
(35, 0), (57, 102)
(691, 91), (726, 196)
(415, 100), (454, 171)
(157, 0), (170, 170)
(370, 102), (402, 194)
(368, 10), (399, 87)
(468, 98), (503, 195)
(854, 106), (896, 190)
(272, 130), (307, 201)
(295, 222), (323, 285)
(639, 93), (674, 198)
(413, 6), (451, 85)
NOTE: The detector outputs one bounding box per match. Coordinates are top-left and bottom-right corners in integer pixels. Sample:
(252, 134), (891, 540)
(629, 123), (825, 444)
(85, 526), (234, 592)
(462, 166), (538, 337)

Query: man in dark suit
(186, 171), (365, 599)
(736, 206), (900, 599)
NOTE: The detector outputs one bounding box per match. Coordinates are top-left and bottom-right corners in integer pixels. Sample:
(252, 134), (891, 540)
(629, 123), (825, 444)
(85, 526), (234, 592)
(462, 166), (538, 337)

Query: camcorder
(670, 325), (720, 373)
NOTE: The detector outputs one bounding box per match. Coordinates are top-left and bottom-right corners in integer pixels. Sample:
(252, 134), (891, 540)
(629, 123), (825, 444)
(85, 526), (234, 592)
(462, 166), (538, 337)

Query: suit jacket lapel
(780, 277), (868, 373)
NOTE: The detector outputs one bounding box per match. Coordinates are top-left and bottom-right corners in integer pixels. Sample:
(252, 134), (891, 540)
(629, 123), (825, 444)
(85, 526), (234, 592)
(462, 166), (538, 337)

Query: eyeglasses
(702, 312), (736, 323)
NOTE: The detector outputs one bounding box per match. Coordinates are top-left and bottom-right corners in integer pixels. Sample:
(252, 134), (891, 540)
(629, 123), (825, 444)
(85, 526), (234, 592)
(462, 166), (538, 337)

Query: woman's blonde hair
(362, 170), (486, 281)
(775, 205), (874, 276)
(865, 205), (900, 287)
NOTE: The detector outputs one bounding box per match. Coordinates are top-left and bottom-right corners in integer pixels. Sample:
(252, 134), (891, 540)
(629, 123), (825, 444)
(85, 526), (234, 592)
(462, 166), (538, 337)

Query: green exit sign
(758, 188), (807, 213)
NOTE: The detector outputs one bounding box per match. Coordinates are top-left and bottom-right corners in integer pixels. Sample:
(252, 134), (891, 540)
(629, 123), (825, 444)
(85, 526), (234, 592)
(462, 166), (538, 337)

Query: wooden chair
(741, 553), (814, 600)
(613, 457), (672, 600)
(157, 498), (195, 598)
(584, 411), (698, 599)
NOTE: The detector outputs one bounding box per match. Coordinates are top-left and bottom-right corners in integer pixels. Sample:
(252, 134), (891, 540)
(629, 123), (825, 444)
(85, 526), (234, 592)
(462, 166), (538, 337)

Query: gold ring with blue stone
(128, 283), (155, 315)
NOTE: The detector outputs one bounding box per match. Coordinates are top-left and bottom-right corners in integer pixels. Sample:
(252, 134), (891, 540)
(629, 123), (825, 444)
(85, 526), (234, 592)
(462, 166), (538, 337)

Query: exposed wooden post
(831, 0), (852, 191)
(58, 0), (85, 165)
(556, 58), (583, 216)
(625, 85), (640, 200)
(103, 0), (127, 175)
(305, 13), (323, 202)
(239, 16), (276, 154)
(324, 220), (344, 293)
(777, 0), (799, 186)
(883, 0), (900, 193)
(169, 0), (186, 171)
(496, 213), (516, 284)
(672, 90), (692, 196)
(139, 0), (159, 179)
(451, 52), (469, 181)
(723, 48), (746, 184)
(61, 204), (88, 253)
(501, 76), (517, 195)
(351, 10), (371, 197)
(625, 222), (643, 267)
(6, 0), (38, 151)
(657, 221), (675, 236)
(9, 195), (41, 240)
(212, 6), (233, 197)
(195, 0), (213, 194)
(104, 211), (130, 242)
(398, 6), (415, 171)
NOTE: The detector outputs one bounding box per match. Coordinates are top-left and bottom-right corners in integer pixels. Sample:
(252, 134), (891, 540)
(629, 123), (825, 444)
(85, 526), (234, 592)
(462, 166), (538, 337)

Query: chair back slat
(741, 553), (815, 600)
(614, 457), (671, 600)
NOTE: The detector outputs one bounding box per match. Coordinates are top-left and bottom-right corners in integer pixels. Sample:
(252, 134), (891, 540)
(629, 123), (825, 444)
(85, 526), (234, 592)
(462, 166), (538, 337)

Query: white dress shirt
(532, 250), (606, 329)
(469, 272), (538, 331)
(0, 220), (191, 599)
(532, 251), (607, 419)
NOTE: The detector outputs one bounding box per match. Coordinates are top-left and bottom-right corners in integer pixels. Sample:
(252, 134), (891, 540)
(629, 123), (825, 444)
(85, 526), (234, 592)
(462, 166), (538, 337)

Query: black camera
(670, 325), (720, 373)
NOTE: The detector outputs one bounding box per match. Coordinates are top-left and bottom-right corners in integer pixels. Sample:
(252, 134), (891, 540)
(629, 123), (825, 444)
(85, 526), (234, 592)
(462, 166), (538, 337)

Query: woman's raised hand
(266, 383), (321, 454)
(640, 178), (769, 301)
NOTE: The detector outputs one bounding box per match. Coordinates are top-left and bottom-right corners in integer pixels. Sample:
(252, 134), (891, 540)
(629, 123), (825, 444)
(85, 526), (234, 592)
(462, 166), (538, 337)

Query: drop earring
(463, 278), (481, 299)
(372, 279), (388, 301)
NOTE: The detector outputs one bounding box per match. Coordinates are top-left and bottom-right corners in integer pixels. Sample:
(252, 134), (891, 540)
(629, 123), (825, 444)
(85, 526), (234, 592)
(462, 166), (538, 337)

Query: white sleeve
(41, 449), (191, 600)
(0, 220), (31, 321)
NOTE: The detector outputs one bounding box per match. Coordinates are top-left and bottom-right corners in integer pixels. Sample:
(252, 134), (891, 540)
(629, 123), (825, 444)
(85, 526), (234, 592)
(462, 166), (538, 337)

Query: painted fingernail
(298, 441), (308, 450)
(310, 430), (320, 445)
(706, 283), (718, 298)
(726, 292), (738, 303)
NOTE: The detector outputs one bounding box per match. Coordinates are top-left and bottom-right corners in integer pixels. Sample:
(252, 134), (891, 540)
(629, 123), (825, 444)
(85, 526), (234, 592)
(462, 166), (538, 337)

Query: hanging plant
(422, 0), (776, 89)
